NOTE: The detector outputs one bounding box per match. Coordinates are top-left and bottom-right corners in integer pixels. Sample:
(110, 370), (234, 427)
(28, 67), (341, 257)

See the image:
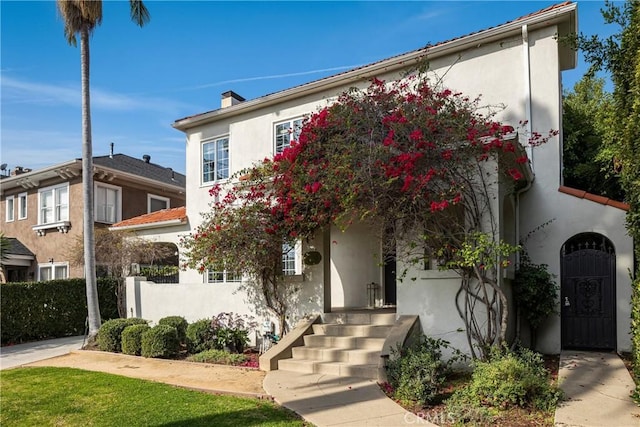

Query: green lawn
(0, 367), (307, 427)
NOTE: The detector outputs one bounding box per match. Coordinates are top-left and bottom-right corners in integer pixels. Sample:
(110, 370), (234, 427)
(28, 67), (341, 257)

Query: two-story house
(123, 2), (632, 357)
(0, 151), (186, 282)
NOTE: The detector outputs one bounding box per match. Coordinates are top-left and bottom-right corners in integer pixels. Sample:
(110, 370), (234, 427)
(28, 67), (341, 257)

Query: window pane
(203, 142), (216, 183)
(208, 271), (224, 283)
(54, 266), (67, 279)
(40, 266), (52, 281)
(56, 187), (69, 221)
(41, 190), (52, 223)
(216, 138), (229, 180)
(282, 243), (296, 275)
(6, 197), (14, 221)
(19, 194), (27, 219)
(275, 122), (291, 153)
(150, 197), (168, 213)
(226, 271), (242, 282)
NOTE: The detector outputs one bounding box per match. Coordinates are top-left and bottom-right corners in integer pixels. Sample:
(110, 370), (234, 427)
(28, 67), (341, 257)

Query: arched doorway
(561, 233), (616, 350)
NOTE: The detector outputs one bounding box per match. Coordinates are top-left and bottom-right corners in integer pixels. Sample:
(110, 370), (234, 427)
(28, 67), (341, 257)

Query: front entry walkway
(554, 351), (640, 426)
(264, 370), (435, 426)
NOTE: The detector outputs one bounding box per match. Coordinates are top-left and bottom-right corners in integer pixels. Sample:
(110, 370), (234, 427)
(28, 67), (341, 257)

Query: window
(275, 118), (303, 154)
(282, 241), (303, 276)
(206, 269), (242, 283)
(18, 192), (27, 220)
(5, 195), (14, 222)
(95, 183), (121, 224)
(202, 137), (229, 183)
(39, 184), (68, 224)
(38, 263), (68, 281)
(148, 194), (170, 213)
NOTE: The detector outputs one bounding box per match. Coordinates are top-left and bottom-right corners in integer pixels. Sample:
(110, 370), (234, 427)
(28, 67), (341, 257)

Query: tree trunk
(81, 26), (101, 339)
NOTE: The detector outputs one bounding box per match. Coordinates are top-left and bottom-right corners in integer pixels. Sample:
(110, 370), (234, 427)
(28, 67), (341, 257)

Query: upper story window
(5, 195), (14, 222)
(95, 182), (121, 224)
(202, 137), (229, 184)
(39, 184), (68, 225)
(148, 194), (170, 213)
(275, 118), (303, 154)
(18, 192), (27, 220)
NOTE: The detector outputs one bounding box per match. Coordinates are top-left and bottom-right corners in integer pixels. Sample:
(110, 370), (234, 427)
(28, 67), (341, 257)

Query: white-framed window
(38, 263), (68, 281)
(274, 118), (303, 154)
(202, 136), (229, 184)
(5, 195), (14, 222)
(18, 192), (27, 220)
(206, 269), (242, 283)
(148, 194), (170, 213)
(38, 184), (69, 225)
(95, 182), (121, 224)
(282, 241), (303, 276)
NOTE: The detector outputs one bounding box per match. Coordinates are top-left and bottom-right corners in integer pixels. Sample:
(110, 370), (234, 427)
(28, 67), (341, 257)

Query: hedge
(0, 278), (119, 344)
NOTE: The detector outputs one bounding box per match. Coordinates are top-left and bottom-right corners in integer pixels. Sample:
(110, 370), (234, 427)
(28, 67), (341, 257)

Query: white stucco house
(119, 1), (633, 358)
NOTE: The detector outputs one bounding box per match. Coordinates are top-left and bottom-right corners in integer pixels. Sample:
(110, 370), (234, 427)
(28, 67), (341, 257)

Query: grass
(0, 367), (307, 427)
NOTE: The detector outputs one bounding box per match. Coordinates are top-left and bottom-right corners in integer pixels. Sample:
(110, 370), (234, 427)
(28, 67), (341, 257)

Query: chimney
(110, 142), (114, 159)
(142, 154), (151, 163)
(221, 90), (245, 108)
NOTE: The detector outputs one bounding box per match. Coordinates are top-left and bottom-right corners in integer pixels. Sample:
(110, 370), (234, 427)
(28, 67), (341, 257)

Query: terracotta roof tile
(558, 186), (629, 211)
(112, 206), (187, 228)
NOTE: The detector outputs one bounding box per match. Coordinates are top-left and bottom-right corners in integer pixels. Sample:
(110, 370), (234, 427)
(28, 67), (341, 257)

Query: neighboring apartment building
(0, 152), (186, 282)
(123, 2), (633, 355)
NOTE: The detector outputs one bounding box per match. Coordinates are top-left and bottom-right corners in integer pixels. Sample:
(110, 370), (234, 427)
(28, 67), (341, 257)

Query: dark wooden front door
(561, 237), (616, 350)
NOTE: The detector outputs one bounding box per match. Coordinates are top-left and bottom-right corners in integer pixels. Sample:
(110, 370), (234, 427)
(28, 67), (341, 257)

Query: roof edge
(173, 2), (576, 131)
(558, 186), (629, 211)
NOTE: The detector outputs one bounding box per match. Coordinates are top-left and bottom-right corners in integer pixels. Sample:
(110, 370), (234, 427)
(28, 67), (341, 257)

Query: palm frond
(56, 0), (102, 46)
(129, 0), (150, 27)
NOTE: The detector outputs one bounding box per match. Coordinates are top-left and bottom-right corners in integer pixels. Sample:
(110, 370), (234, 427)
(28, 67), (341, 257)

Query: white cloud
(1, 75), (190, 114)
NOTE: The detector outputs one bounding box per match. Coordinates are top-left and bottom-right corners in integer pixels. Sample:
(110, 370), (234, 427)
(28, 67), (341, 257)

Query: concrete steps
(276, 312), (396, 380)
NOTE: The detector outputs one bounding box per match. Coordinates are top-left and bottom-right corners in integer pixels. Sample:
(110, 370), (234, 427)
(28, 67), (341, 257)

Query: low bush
(186, 319), (216, 354)
(121, 324), (151, 356)
(96, 318), (148, 353)
(158, 316), (188, 344)
(447, 347), (562, 423)
(187, 349), (247, 365)
(211, 312), (257, 353)
(386, 335), (464, 405)
(141, 325), (179, 358)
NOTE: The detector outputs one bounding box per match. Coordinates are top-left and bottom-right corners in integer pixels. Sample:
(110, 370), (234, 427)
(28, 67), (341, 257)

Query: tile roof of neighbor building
(559, 186), (630, 211)
(92, 154), (185, 187)
(111, 206), (187, 228)
(6, 238), (35, 257)
(174, 1), (574, 126)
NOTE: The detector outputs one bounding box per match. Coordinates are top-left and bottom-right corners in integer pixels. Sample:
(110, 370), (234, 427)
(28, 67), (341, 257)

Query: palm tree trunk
(81, 25), (101, 339)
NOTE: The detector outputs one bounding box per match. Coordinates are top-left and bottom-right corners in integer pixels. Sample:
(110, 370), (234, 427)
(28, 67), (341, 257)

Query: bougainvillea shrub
(181, 72), (557, 357)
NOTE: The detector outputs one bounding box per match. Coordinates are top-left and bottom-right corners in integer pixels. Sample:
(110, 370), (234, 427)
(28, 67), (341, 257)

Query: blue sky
(1, 1), (622, 175)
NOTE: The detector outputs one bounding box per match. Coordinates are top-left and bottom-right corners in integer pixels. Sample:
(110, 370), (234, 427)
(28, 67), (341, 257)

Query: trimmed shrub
(0, 278), (119, 344)
(141, 325), (179, 358)
(447, 347), (562, 423)
(121, 324), (151, 356)
(386, 335), (463, 405)
(186, 319), (216, 354)
(97, 318), (148, 353)
(187, 349), (247, 365)
(158, 316), (188, 344)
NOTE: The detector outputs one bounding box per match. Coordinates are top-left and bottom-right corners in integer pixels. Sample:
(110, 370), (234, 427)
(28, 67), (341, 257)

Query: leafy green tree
(562, 75), (622, 199)
(56, 0), (150, 339)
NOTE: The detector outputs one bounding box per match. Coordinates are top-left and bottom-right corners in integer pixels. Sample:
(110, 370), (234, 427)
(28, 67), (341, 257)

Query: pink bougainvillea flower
(508, 168), (523, 180)
(515, 155), (528, 164)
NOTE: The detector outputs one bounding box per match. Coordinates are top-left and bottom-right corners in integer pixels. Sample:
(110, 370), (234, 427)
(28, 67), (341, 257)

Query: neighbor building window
(18, 192), (27, 220)
(95, 183), (121, 224)
(5, 195), (14, 222)
(38, 184), (68, 225)
(38, 263), (68, 281)
(202, 137), (229, 183)
(275, 118), (303, 154)
(148, 194), (170, 213)
(206, 269), (242, 283)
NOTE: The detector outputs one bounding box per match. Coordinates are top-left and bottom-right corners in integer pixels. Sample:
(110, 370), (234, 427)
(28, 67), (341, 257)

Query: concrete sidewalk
(0, 336), (86, 370)
(554, 351), (640, 427)
(264, 370), (438, 426)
